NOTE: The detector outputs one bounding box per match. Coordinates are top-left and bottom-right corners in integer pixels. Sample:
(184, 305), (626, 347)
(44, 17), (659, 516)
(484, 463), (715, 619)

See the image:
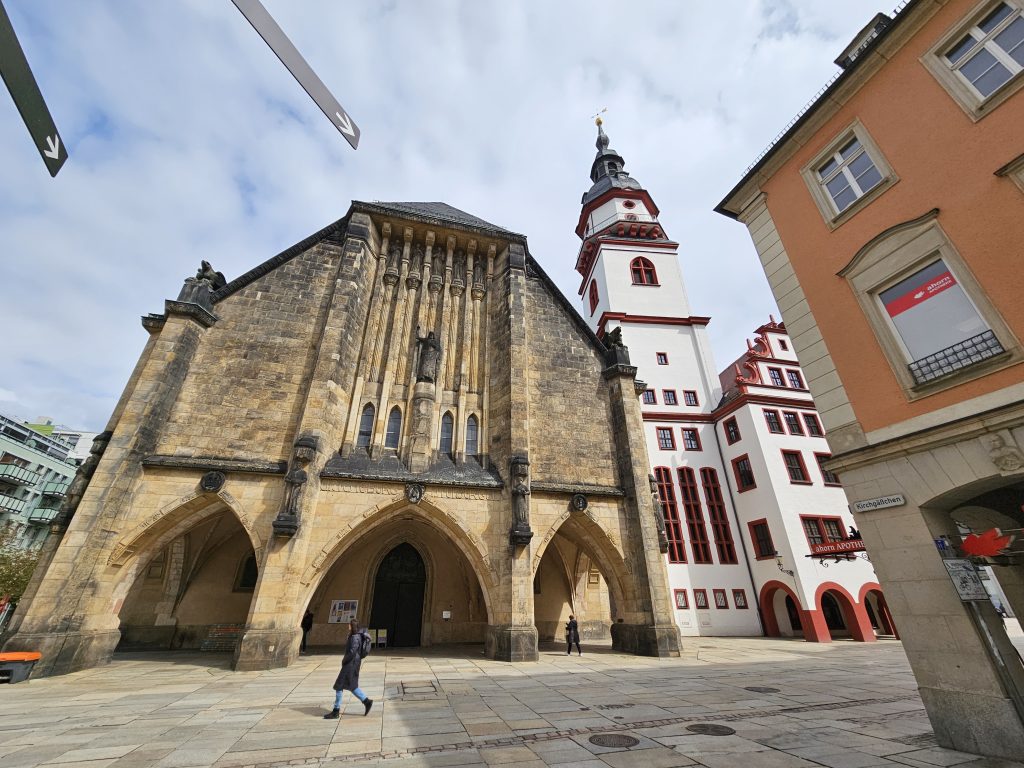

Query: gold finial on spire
(592, 107), (607, 126)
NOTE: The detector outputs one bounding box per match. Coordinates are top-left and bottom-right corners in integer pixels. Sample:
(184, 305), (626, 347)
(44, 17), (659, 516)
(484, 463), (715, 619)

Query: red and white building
(574, 121), (894, 642)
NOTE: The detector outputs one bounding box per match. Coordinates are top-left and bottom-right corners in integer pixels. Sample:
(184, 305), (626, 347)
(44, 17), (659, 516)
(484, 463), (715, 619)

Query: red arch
(859, 582), (899, 639)
(815, 581), (875, 642)
(758, 581), (830, 642)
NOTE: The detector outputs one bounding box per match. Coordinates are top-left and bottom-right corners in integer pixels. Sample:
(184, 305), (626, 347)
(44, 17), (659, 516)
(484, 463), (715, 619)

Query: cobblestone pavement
(1, 638), (1021, 768)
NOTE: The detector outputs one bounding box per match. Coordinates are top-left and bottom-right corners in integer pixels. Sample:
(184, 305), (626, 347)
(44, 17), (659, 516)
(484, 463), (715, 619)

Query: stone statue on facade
(273, 434), (319, 537)
(415, 328), (443, 383)
(648, 473), (670, 554)
(176, 260), (226, 311)
(412, 243), (424, 272)
(985, 431), (1024, 472)
(603, 326), (631, 366)
(53, 431), (112, 528)
(473, 257), (485, 287)
(433, 248), (445, 277)
(510, 455), (533, 547)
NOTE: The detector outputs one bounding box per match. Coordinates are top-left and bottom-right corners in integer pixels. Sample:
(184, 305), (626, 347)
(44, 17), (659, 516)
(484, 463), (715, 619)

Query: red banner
(810, 540), (866, 556)
(884, 270), (957, 318)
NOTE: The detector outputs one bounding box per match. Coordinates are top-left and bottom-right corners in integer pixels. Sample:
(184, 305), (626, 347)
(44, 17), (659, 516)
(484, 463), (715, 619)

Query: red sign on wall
(883, 270), (957, 318)
(810, 540), (866, 556)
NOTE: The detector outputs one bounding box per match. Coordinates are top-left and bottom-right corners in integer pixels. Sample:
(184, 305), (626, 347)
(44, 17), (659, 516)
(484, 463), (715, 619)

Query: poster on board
(328, 599), (358, 624)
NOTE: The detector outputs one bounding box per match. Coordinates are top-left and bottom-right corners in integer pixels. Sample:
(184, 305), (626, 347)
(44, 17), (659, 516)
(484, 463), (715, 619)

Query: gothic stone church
(4, 201), (681, 675)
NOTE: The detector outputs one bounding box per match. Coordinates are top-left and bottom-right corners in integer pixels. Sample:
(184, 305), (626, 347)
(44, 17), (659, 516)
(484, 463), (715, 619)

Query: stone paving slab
(0, 638), (1021, 768)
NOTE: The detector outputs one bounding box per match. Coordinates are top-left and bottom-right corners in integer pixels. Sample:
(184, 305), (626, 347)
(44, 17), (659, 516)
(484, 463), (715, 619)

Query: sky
(0, 0), (890, 431)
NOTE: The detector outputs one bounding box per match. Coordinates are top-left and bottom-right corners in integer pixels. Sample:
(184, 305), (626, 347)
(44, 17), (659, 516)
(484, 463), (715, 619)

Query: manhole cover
(744, 686), (780, 693)
(686, 724), (736, 736)
(589, 734), (640, 748)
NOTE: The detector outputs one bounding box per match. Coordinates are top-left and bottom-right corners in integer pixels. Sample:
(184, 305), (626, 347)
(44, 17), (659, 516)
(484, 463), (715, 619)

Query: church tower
(576, 120), (761, 637)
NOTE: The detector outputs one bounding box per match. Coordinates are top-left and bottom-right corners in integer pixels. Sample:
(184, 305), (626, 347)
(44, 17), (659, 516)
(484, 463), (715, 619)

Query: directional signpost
(0, 0), (67, 176)
(231, 0), (360, 150)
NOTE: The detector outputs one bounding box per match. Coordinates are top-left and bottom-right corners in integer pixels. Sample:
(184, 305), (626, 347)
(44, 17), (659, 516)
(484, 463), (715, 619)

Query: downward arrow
(43, 134), (60, 159)
(335, 111), (355, 138)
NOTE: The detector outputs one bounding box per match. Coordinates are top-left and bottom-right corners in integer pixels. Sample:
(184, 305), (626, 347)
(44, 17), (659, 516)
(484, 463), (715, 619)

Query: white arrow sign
(42, 133), (60, 159)
(336, 111), (355, 139)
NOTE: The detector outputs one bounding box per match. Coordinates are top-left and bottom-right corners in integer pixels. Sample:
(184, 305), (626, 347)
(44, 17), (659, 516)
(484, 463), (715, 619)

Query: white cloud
(0, 0), (888, 430)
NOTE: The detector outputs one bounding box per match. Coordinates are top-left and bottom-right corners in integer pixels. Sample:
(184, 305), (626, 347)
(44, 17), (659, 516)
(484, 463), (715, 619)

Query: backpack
(359, 632), (372, 659)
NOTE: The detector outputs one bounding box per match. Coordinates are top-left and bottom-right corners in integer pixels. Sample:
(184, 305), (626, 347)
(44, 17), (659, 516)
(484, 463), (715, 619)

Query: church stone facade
(3, 201), (681, 676)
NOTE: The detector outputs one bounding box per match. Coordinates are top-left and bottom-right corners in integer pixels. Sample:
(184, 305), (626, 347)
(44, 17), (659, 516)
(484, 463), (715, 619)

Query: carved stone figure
(571, 493), (588, 512)
(510, 455), (533, 546)
(412, 243), (424, 272)
(605, 327), (625, 348)
(985, 431), (1024, 472)
(54, 431), (111, 527)
(648, 473), (670, 554)
(199, 471), (226, 493)
(273, 434), (319, 537)
(603, 326), (631, 366)
(196, 260), (226, 290)
(433, 248), (445, 276)
(473, 257), (485, 287)
(416, 329), (443, 383)
(406, 482), (425, 504)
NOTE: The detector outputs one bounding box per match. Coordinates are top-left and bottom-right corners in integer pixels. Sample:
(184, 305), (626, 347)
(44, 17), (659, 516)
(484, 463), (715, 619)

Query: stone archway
(814, 582), (874, 642)
(759, 580), (819, 641)
(860, 583), (898, 638)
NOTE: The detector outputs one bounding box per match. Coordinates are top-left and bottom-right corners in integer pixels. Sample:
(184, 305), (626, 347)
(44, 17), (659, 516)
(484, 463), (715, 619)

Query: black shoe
(323, 708), (339, 719)
(363, 698), (374, 716)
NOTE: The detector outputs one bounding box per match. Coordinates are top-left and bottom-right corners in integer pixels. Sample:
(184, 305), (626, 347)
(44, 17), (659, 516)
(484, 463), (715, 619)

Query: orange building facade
(718, 0), (1024, 759)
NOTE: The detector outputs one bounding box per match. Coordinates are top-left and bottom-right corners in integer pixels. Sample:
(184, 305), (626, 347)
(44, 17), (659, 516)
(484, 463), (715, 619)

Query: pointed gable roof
(365, 201), (515, 236)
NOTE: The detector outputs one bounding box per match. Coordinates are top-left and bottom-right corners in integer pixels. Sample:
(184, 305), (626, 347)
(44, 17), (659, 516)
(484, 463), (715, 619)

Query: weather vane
(591, 107), (607, 126)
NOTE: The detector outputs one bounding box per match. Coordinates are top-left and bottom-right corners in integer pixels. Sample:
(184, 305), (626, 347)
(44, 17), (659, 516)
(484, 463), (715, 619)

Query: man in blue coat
(324, 621), (374, 719)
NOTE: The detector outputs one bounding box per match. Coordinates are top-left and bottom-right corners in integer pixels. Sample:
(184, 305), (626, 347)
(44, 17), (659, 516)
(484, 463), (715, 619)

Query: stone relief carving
(406, 482), (425, 504)
(273, 434), (319, 537)
(510, 455), (533, 547)
(415, 328), (443, 383)
(648, 473), (670, 554)
(985, 431), (1024, 472)
(571, 493), (588, 512)
(54, 431), (111, 528)
(199, 471), (226, 493)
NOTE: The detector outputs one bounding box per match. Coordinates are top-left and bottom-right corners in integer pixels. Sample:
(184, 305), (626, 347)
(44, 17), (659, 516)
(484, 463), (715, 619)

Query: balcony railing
(40, 480), (70, 497)
(0, 463), (40, 487)
(0, 493), (26, 514)
(28, 506), (59, 525)
(908, 330), (1005, 385)
(584, 211), (658, 237)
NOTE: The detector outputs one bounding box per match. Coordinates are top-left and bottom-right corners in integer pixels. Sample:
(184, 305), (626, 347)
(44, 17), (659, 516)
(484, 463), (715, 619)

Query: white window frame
(800, 119), (898, 229)
(923, 0), (1024, 120)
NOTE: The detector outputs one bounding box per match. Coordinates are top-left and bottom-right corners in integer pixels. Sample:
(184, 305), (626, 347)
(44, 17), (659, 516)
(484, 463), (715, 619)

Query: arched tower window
(439, 412), (454, 456)
(384, 406), (402, 449)
(356, 404), (375, 448)
(630, 257), (658, 285)
(588, 280), (599, 314)
(465, 415), (479, 457)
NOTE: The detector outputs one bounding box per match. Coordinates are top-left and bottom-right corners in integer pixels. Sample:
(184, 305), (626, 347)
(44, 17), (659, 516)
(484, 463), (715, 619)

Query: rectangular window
(678, 468), (712, 563)
(816, 136), (884, 214)
(786, 369), (804, 389)
(749, 519), (775, 559)
(803, 413), (824, 436)
(683, 390), (699, 406)
(763, 410), (784, 433)
(878, 259), (1000, 384)
(681, 428), (702, 451)
(656, 427), (675, 450)
(642, 389), (656, 404)
(732, 455), (756, 492)
(662, 390), (678, 406)
(656, 352), (669, 365)
(816, 453), (841, 486)
(701, 467), (737, 564)
(801, 516), (847, 548)
(674, 589), (689, 609)
(694, 589), (709, 609)
(732, 589), (748, 609)
(724, 417), (741, 444)
(713, 589), (729, 609)
(782, 450), (811, 484)
(767, 368), (785, 387)
(654, 467), (687, 563)
(779, 339), (789, 351)
(945, 2), (1024, 99)
(783, 412), (804, 435)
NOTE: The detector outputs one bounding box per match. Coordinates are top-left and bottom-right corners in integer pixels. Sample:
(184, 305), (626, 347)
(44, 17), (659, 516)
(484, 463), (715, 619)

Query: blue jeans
(334, 687), (366, 709)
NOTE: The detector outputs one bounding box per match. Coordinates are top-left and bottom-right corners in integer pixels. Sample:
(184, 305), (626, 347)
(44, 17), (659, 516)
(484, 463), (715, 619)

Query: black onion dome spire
(583, 117), (643, 205)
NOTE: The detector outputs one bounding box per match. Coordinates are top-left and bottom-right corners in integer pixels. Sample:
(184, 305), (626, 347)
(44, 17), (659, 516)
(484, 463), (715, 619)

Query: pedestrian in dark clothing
(300, 611), (313, 653)
(324, 621), (374, 719)
(566, 615), (581, 656)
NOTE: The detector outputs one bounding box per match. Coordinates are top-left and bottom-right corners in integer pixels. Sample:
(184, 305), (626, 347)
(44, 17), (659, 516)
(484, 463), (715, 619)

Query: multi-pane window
(357, 404), (375, 448)
(768, 368), (785, 387)
(588, 281), (599, 314)
(630, 257), (659, 285)
(816, 136), (884, 214)
(732, 455), (756, 491)
(782, 450), (811, 483)
(713, 589), (729, 609)
(945, 2), (1024, 99)
(802, 516), (846, 547)
(654, 467), (686, 563)
(694, 589), (709, 609)
(681, 428), (701, 451)
(803, 413), (824, 436)
(656, 427), (675, 450)
(786, 370), (804, 389)
(678, 468), (712, 563)
(663, 390), (678, 405)
(439, 411), (455, 456)
(750, 520), (775, 559)
(466, 415), (479, 456)
(783, 412), (804, 435)
(732, 589), (749, 609)
(384, 407), (402, 449)
(724, 418), (741, 444)
(764, 410), (784, 433)
(642, 389), (657, 405)
(674, 589), (689, 609)
(683, 390), (699, 406)
(816, 453), (841, 486)
(656, 352), (669, 365)
(701, 467), (737, 564)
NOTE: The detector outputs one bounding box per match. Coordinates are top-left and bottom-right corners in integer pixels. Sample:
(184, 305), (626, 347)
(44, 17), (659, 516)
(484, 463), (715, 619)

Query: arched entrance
(369, 543), (426, 647)
(860, 584), (898, 638)
(814, 583), (874, 642)
(821, 592), (848, 636)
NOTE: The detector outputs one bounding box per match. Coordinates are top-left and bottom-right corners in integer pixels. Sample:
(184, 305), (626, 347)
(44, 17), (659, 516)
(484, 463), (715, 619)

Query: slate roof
(366, 201), (515, 235)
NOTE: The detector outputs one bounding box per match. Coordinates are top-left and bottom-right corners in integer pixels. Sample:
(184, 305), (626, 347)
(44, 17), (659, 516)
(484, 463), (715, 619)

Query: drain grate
(589, 734), (640, 748)
(686, 723), (736, 736)
(399, 680), (438, 697)
(744, 686), (780, 693)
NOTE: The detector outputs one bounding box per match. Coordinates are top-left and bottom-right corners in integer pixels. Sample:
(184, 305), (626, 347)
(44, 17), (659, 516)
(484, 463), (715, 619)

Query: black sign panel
(231, 0), (360, 150)
(0, 0), (67, 177)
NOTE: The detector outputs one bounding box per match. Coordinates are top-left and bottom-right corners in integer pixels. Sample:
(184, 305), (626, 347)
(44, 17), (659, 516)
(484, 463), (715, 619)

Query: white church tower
(575, 119), (762, 636)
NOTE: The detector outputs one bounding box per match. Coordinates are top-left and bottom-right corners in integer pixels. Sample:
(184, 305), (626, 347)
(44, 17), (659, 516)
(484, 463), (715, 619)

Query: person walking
(566, 615), (581, 656)
(300, 610), (313, 653)
(324, 621), (374, 719)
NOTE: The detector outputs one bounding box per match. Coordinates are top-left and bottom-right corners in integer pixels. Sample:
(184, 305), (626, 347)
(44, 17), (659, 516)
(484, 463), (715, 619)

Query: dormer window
(630, 257), (658, 285)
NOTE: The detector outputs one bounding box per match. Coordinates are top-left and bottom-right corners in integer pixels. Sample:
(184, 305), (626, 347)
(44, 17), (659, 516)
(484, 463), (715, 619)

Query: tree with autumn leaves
(0, 525), (42, 611)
